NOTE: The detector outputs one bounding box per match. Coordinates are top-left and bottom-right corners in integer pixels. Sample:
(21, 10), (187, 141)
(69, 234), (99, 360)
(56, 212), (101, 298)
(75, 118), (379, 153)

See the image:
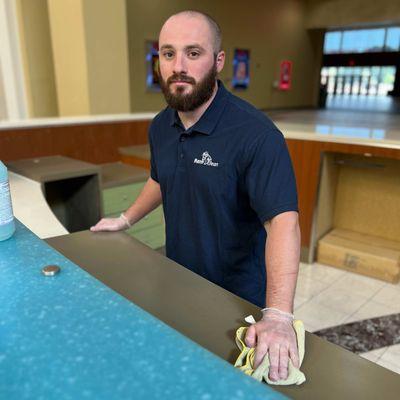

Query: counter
(45, 227), (400, 399)
(0, 113), (156, 130)
(3, 112), (400, 261)
(100, 161), (149, 189)
(8, 161), (152, 241)
(0, 220), (284, 400)
(8, 171), (67, 238)
(2, 112), (400, 150)
(278, 122), (400, 150)
(7, 156), (102, 235)
(3, 168), (400, 398)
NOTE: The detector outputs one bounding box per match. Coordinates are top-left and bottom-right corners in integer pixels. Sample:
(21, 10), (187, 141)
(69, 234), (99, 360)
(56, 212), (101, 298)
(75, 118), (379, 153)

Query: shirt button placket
(180, 136), (184, 159)
(178, 134), (188, 169)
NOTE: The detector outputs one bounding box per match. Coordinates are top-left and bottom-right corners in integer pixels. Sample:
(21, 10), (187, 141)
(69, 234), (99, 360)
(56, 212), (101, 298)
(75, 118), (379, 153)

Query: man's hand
(90, 216), (127, 232)
(245, 308), (299, 381)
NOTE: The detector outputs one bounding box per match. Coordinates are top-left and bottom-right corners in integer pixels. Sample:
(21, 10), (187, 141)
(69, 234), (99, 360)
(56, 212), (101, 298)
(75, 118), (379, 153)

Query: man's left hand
(245, 309), (299, 381)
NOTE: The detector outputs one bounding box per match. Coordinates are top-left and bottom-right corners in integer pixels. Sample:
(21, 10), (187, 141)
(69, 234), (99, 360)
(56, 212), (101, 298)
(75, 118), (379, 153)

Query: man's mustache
(167, 74), (196, 85)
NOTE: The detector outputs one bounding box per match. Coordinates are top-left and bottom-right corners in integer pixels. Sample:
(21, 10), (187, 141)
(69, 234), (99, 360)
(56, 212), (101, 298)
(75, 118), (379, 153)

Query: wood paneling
(120, 155), (150, 170)
(286, 139), (400, 248)
(0, 120), (150, 164)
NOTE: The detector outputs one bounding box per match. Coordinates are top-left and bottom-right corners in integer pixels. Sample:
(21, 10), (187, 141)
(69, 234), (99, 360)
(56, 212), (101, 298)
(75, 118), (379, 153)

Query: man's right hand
(90, 177), (162, 234)
(90, 216), (128, 232)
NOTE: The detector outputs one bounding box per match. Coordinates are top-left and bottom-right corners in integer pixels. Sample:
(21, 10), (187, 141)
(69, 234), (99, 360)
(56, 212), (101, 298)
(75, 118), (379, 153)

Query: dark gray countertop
(100, 162), (149, 188)
(46, 230), (400, 400)
(7, 155), (100, 183)
(118, 144), (150, 159)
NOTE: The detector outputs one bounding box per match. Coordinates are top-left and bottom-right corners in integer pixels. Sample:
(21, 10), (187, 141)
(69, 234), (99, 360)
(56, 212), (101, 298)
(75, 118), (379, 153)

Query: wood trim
(0, 120), (151, 164)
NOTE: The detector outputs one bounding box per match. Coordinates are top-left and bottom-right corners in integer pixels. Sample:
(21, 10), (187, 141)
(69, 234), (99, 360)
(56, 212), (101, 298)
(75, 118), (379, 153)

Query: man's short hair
(163, 10), (222, 55)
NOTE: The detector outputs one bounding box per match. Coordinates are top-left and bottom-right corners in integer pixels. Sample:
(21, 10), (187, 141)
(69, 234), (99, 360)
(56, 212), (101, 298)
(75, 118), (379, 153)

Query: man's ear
(216, 51), (225, 73)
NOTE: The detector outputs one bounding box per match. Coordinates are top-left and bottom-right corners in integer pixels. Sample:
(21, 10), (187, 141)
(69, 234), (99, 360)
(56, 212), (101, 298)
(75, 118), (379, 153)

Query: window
(324, 26), (400, 54)
(341, 28), (385, 53)
(385, 27), (400, 51)
(324, 31), (342, 54)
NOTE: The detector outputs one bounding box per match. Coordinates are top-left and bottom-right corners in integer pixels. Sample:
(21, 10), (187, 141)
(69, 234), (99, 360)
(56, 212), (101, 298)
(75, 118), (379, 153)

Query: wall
(13, 0), (400, 116)
(0, 65), (7, 119)
(305, 0), (400, 29)
(47, 0), (91, 116)
(82, 0), (131, 115)
(0, 0), (28, 119)
(46, 0), (131, 117)
(16, 0), (58, 117)
(126, 0), (323, 111)
(13, 0), (324, 115)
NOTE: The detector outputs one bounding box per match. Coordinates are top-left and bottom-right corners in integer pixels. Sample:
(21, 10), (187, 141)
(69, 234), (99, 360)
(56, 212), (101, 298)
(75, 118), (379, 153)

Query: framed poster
(232, 49), (250, 89)
(146, 41), (160, 91)
(279, 60), (292, 90)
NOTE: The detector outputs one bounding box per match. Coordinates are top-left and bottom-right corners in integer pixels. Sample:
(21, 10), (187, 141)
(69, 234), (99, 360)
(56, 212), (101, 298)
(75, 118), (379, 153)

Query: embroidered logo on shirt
(193, 151), (219, 167)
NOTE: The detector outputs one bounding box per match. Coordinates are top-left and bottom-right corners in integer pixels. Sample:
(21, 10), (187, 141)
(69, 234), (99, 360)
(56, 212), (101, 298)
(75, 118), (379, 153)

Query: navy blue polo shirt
(149, 81), (298, 308)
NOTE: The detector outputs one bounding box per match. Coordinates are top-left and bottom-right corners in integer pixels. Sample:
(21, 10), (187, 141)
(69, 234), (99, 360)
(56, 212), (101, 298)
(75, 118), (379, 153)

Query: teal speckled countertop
(0, 221), (286, 400)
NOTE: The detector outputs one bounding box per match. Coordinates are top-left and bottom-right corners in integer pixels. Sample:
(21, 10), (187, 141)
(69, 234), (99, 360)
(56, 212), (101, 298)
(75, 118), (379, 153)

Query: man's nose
(173, 53), (187, 74)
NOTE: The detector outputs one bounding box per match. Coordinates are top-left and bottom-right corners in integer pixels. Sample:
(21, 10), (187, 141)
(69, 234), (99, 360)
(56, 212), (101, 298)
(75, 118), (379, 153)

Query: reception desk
(47, 230), (400, 399)
(2, 115), (400, 397)
(1, 220), (398, 399)
(2, 113), (400, 262)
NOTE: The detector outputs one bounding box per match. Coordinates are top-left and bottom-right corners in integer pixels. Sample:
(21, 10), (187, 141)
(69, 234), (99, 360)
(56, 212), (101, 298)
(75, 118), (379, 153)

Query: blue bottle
(0, 161), (15, 241)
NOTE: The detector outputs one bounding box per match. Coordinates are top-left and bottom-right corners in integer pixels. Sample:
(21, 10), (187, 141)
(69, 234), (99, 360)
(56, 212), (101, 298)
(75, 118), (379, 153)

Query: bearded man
(91, 10), (301, 382)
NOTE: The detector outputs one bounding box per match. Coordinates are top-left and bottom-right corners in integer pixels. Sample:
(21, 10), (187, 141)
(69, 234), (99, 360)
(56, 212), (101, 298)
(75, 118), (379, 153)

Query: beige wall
(305, 0), (400, 29)
(0, 65), (8, 119)
(126, 0), (323, 112)
(15, 0), (400, 117)
(16, 0), (58, 117)
(16, 0), (326, 116)
(47, 0), (91, 116)
(82, 0), (131, 115)
(47, 0), (130, 116)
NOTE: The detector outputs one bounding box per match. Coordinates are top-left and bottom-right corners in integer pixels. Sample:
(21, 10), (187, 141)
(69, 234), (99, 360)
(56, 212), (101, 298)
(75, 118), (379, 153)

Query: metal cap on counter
(42, 265), (61, 276)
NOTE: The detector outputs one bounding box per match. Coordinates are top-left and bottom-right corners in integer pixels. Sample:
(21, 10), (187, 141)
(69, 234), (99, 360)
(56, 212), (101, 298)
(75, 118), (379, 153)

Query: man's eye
(163, 52), (174, 59)
(189, 51), (200, 58)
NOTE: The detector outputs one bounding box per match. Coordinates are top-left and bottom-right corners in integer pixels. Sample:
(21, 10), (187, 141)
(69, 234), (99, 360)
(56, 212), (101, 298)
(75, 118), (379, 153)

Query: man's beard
(159, 63), (217, 112)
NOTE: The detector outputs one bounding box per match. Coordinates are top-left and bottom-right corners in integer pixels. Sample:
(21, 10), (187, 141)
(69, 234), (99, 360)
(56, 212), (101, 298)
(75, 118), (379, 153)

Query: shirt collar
(168, 80), (229, 135)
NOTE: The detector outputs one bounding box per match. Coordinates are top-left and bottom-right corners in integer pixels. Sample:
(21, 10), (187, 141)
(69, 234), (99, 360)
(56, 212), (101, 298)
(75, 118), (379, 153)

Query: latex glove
(245, 308), (299, 382)
(90, 214), (129, 232)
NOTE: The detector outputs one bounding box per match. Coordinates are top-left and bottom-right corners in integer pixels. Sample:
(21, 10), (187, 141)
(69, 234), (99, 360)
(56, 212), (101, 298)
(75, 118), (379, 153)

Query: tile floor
(295, 262), (400, 375)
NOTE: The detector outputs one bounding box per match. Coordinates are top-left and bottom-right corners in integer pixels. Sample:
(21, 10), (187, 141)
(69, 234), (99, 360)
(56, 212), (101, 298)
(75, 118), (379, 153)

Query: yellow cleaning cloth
(234, 320), (306, 386)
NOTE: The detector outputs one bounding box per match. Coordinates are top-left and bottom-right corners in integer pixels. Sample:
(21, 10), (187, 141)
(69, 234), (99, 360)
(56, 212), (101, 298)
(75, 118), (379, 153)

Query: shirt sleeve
(148, 125), (159, 183)
(243, 129), (298, 224)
